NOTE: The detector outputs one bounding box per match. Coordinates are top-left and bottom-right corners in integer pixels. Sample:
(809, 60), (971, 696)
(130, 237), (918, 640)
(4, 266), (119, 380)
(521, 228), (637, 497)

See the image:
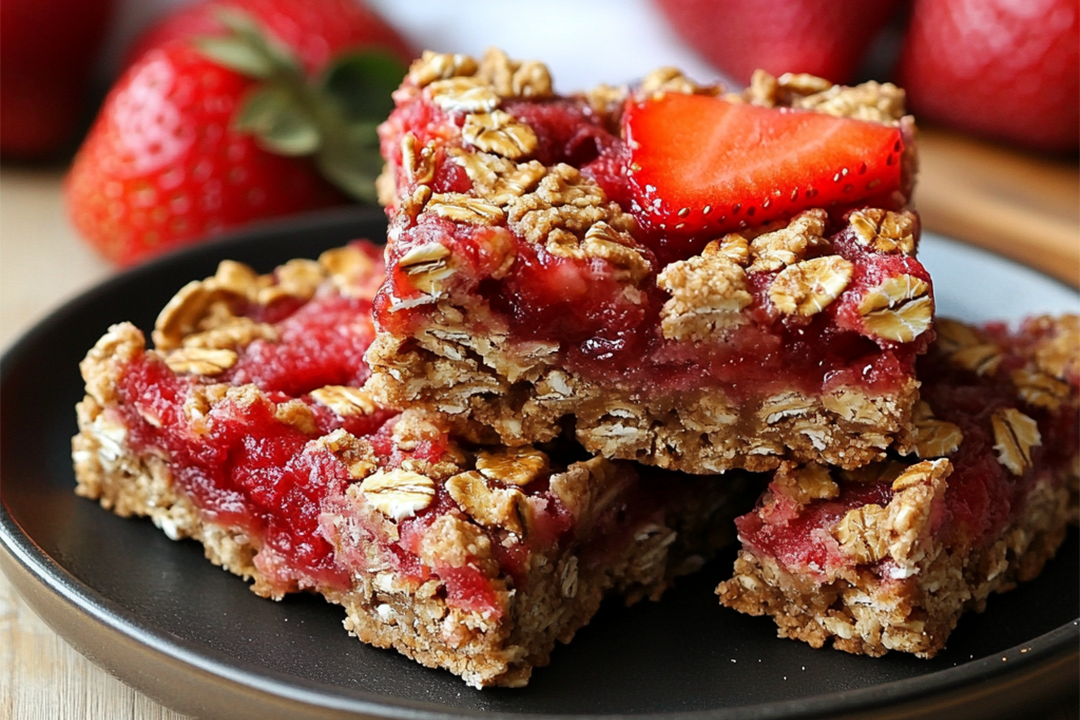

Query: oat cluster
(657, 208), (932, 344)
(737, 69), (907, 126)
(385, 49), (652, 296)
(148, 246), (377, 382)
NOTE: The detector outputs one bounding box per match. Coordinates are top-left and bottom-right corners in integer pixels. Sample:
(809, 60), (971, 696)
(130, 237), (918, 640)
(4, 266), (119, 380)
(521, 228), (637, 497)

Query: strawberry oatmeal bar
(367, 49), (932, 474)
(717, 315), (1079, 657)
(72, 242), (753, 688)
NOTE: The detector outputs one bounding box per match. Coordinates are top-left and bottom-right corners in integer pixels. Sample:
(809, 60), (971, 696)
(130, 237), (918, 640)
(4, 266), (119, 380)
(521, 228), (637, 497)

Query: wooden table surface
(1, 130), (1078, 720)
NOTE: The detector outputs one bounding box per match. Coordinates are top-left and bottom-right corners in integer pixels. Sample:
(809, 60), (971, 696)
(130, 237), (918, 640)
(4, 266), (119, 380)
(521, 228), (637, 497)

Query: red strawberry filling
(219, 296), (374, 394)
(377, 208), (927, 401)
(738, 481), (895, 578)
(115, 352), (665, 613)
(114, 287), (395, 592)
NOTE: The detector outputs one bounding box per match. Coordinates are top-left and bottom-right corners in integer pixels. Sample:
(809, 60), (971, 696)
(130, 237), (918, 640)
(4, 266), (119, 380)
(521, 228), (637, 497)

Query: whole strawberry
(897, 0), (1079, 154)
(651, 0), (903, 84)
(65, 0), (412, 266)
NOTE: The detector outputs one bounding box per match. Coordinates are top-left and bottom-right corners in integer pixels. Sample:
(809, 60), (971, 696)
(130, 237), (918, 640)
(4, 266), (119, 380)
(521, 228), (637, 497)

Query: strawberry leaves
(197, 8), (405, 201)
(315, 52), (407, 201)
(196, 8), (300, 78)
(236, 84), (322, 155)
(322, 52), (406, 120)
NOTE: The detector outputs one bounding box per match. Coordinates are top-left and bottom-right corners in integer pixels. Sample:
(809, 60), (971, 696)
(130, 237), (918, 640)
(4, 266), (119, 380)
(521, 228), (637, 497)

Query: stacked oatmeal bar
(73, 241), (752, 688)
(369, 50), (930, 475)
(365, 47), (1078, 662)
(73, 47), (1078, 688)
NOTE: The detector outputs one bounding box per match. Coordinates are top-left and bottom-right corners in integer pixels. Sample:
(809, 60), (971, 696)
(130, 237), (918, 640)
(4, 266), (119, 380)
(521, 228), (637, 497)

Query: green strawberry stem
(196, 8), (406, 202)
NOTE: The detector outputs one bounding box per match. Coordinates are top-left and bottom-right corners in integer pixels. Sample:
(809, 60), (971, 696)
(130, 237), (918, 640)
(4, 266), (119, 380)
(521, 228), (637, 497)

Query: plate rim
(2, 206), (1078, 719)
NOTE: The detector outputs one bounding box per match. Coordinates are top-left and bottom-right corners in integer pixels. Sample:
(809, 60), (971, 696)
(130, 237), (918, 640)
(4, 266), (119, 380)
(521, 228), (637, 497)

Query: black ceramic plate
(2, 206), (1078, 720)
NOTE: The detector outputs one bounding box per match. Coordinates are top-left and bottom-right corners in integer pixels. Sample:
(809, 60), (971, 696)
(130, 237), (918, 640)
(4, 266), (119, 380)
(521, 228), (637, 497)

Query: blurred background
(1, 1), (1077, 717)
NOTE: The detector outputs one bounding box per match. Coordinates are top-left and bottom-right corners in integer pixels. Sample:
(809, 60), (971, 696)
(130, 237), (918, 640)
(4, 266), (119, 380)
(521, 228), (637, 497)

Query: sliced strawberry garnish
(624, 93), (904, 255)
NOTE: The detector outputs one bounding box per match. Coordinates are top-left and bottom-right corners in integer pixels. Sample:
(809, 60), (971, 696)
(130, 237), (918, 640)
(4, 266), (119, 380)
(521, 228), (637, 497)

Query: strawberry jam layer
(377, 212), (927, 401)
(223, 293), (378, 395)
(106, 242), (397, 591)
(117, 350), (587, 614)
(117, 355), (361, 591)
(737, 481), (894, 579)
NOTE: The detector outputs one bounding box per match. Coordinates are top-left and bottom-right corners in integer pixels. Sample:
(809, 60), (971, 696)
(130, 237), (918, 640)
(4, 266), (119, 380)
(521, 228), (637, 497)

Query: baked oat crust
(369, 317), (920, 473)
(718, 467), (1070, 657)
(76, 398), (743, 686)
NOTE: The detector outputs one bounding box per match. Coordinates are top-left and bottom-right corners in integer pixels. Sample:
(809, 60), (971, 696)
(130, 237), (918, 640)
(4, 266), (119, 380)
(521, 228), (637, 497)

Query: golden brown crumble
(163, 347), (238, 376)
(953, 343), (1004, 376)
(408, 50), (479, 88)
(638, 66), (721, 97)
(848, 209), (917, 254)
(772, 463), (839, 504)
(153, 246), (375, 349)
(738, 70), (906, 126)
(907, 401), (963, 459)
(833, 502), (891, 564)
(317, 428), (379, 480)
(400, 133), (437, 186)
(747, 209), (828, 272)
(462, 110), (539, 159)
(428, 193), (505, 225)
(579, 82), (628, 123)
(1030, 315), (1080, 381)
(932, 318), (1003, 376)
(475, 47), (553, 99)
(449, 150), (547, 206)
(506, 165), (608, 241)
(1011, 368), (1070, 411)
(475, 446), (550, 487)
(416, 513), (499, 579)
(397, 242), (458, 294)
(657, 247), (752, 341)
(769, 255), (854, 316)
(273, 399), (318, 435)
(426, 76), (501, 114)
(832, 459), (951, 566)
(180, 318), (278, 352)
(858, 275), (933, 342)
(445, 471), (530, 536)
(991, 408), (1042, 476)
(310, 385), (380, 417)
(793, 80), (906, 124)
(358, 468), (438, 522)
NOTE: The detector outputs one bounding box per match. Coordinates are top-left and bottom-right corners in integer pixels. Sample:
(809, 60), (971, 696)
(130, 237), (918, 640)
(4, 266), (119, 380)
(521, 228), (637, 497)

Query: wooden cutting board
(915, 128), (1079, 288)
